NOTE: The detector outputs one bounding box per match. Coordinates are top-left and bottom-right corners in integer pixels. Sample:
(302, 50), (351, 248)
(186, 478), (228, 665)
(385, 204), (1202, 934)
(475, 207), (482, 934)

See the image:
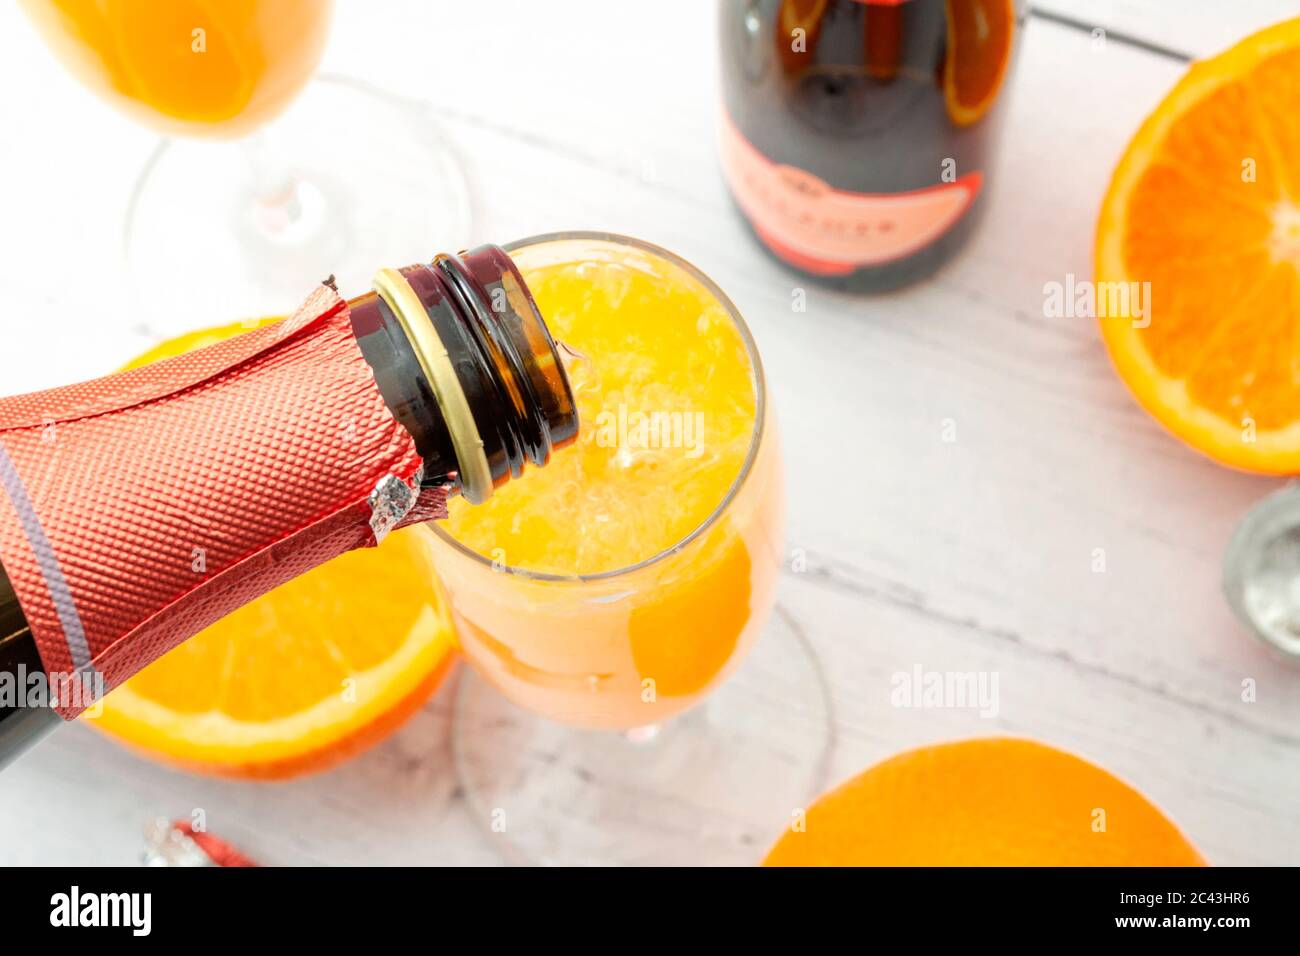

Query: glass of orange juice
(426, 233), (832, 865)
(18, 0), (469, 334)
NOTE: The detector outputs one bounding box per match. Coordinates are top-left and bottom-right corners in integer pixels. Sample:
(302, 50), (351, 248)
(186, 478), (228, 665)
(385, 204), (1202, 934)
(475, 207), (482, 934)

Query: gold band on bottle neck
(371, 267), (494, 505)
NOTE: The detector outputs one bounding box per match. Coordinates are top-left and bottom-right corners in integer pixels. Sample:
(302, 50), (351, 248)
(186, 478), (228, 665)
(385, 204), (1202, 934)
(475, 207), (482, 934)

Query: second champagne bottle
(719, 0), (1024, 291)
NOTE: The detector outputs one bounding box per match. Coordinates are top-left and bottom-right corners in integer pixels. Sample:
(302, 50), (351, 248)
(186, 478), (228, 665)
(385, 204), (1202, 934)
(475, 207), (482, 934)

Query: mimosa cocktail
(431, 234), (784, 730)
(18, 0), (470, 333)
(19, 0), (332, 137)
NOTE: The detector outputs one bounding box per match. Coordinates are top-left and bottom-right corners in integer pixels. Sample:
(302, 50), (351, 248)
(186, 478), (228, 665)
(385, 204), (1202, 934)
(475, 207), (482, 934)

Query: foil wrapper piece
(142, 818), (215, 867)
(368, 466), (424, 542)
(142, 818), (258, 867)
(0, 286), (424, 717)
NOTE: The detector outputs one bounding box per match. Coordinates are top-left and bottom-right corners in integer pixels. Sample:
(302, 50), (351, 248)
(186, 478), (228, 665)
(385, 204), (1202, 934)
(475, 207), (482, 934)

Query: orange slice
(764, 738), (1205, 866)
(864, 1), (904, 82)
(943, 0), (1015, 126)
(775, 0), (827, 74)
(1097, 18), (1300, 473)
(88, 321), (458, 780)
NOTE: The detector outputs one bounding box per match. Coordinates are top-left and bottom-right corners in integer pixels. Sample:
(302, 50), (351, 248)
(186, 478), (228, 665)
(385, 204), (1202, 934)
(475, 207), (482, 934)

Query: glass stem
(241, 129), (308, 243)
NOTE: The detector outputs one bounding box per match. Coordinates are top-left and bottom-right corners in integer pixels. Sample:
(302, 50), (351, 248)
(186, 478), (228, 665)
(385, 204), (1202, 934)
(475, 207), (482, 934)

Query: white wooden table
(2, 0), (1299, 866)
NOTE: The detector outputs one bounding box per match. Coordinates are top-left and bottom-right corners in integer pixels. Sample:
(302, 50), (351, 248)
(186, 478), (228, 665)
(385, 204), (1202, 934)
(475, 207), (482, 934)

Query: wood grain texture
(0, 1), (1297, 866)
(1033, 0), (1300, 59)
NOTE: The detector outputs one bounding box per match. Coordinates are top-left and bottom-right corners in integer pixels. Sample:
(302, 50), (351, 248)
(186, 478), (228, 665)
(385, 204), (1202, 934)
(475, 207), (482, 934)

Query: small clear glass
(422, 233), (834, 865)
(1224, 482), (1300, 659)
(18, 0), (470, 336)
(123, 74), (470, 335)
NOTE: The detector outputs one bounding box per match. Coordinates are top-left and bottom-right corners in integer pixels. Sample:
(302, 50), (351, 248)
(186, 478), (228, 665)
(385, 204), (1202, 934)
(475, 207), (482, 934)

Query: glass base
(452, 604), (835, 866)
(124, 74), (471, 337)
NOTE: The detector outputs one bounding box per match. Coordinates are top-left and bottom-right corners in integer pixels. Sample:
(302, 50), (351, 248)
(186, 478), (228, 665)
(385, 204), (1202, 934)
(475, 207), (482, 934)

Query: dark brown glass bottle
(719, 0), (1024, 291)
(0, 567), (46, 764)
(0, 244), (577, 771)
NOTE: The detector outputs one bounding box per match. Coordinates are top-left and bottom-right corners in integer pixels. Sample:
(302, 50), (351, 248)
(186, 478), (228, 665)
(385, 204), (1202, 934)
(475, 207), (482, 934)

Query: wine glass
(424, 233), (834, 865)
(19, 0), (469, 335)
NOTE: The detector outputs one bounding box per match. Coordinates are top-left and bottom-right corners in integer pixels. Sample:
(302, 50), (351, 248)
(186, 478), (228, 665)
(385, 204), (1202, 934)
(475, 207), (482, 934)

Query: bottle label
(719, 112), (981, 275)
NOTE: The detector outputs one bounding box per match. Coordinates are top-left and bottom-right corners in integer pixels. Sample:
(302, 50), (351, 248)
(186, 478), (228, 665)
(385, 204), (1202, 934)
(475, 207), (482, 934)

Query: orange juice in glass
(18, 0), (470, 333)
(430, 233), (829, 865)
(18, 0), (331, 137)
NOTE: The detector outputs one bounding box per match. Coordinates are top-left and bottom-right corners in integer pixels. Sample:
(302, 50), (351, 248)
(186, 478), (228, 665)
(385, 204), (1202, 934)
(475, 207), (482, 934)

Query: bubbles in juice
(442, 246), (758, 575)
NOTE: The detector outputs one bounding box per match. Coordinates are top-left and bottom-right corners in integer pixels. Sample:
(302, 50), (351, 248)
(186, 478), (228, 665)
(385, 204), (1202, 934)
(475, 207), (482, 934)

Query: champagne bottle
(0, 245), (577, 769)
(719, 0), (1023, 291)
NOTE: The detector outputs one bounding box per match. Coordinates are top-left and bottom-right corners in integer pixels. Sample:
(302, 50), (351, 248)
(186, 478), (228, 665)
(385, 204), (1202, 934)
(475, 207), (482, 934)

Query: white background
(2, 0), (1299, 865)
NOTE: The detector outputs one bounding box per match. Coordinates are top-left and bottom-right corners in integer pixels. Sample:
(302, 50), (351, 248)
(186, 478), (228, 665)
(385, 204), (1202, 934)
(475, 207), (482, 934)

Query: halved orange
(943, 0), (1016, 126)
(87, 321), (458, 780)
(764, 738), (1205, 866)
(1097, 18), (1300, 473)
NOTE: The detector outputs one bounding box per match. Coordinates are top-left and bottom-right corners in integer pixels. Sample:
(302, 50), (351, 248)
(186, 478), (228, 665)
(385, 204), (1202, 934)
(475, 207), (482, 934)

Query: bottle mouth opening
(372, 265), (495, 503)
(435, 247), (579, 476)
(365, 247), (579, 506)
